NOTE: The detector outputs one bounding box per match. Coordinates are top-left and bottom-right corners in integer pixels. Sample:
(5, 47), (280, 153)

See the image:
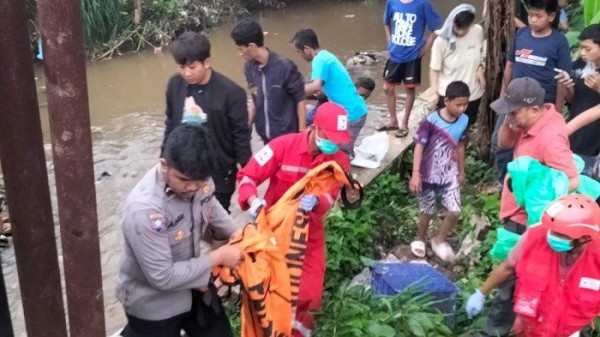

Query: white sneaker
(431, 240), (456, 263)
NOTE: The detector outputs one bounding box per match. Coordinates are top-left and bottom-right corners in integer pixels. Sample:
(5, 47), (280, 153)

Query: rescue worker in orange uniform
(237, 102), (353, 337)
(466, 194), (600, 337)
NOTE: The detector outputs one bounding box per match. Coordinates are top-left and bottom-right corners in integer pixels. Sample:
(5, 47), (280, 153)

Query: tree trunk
(134, 0), (142, 26)
(477, 0), (515, 161)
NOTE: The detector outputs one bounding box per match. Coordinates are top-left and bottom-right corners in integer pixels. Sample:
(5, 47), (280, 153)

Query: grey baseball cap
(490, 77), (545, 114)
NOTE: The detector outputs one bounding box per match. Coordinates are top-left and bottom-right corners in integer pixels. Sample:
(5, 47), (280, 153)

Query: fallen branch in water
(93, 30), (136, 61)
(135, 22), (148, 51)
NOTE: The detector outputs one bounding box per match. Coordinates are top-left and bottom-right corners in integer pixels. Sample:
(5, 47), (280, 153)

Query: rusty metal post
(0, 1), (69, 337)
(36, 0), (106, 336)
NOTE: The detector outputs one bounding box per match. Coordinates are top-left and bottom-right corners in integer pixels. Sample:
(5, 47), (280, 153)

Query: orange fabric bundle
(256, 161), (356, 309)
(215, 224), (293, 337)
(213, 161), (357, 337)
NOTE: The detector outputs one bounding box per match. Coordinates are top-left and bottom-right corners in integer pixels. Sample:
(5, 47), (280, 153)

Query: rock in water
(346, 52), (379, 66)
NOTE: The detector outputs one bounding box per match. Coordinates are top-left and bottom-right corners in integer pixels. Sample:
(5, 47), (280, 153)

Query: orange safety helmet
(541, 194), (600, 239)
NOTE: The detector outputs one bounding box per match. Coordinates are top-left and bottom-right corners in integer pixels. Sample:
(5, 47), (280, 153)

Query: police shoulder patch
(147, 212), (167, 234)
(254, 145), (274, 167)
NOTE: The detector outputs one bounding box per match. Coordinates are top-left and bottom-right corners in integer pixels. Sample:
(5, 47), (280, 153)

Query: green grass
(81, 0), (122, 46)
(315, 147), (502, 336)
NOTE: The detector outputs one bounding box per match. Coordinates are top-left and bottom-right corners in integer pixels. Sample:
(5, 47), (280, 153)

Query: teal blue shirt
(311, 50), (367, 122)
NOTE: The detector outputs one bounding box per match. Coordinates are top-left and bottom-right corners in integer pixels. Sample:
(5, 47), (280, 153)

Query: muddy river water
(1, 0), (481, 335)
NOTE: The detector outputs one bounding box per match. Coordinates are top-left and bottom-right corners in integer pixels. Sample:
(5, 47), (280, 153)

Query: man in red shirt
(466, 194), (600, 337)
(475, 77), (580, 337)
(237, 102), (352, 337)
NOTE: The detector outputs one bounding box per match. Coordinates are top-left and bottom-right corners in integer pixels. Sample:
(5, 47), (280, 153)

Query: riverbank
(27, 0), (319, 61)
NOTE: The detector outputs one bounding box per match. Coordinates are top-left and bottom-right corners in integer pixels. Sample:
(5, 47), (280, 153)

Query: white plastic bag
(351, 132), (389, 168)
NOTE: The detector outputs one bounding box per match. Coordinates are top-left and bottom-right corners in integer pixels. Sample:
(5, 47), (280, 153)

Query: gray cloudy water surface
(1, 0), (482, 335)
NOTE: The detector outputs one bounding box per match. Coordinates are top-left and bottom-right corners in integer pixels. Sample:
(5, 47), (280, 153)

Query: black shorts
(383, 58), (421, 86)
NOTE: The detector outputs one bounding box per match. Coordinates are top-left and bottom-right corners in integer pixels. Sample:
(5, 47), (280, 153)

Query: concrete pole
(0, 1), (69, 336)
(37, 0), (106, 335)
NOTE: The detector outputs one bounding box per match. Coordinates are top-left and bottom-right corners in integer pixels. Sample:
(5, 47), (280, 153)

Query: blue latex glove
(300, 194), (318, 212)
(465, 289), (486, 319)
(248, 198), (266, 221)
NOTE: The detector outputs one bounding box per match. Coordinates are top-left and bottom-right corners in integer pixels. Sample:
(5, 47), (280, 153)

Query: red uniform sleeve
(314, 153), (350, 217)
(237, 139), (284, 210)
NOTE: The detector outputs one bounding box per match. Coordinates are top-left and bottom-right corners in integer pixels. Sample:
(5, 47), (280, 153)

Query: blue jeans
(492, 114), (514, 185)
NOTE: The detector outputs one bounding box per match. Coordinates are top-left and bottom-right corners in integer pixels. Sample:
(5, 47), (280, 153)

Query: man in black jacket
(162, 32), (252, 212)
(231, 19), (307, 144)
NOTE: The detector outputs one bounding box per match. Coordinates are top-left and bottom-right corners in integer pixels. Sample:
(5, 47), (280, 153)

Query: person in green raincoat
(490, 154), (600, 261)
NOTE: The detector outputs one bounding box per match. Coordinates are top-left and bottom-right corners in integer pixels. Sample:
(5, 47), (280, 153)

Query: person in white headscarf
(425, 4), (486, 127)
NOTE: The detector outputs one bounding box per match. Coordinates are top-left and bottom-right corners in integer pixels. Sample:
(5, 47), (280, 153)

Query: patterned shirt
(414, 111), (468, 185)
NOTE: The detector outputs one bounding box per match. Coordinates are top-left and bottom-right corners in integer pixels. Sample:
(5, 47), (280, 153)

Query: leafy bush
(324, 205), (376, 291)
(315, 283), (453, 337)
(25, 0), (259, 58)
(583, 0), (600, 26)
(146, 0), (185, 21)
(323, 169), (418, 291)
(566, 0), (600, 50)
(320, 147), (502, 336)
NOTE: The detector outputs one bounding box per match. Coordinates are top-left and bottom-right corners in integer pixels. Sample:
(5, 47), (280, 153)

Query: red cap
(313, 102), (351, 144)
(541, 194), (600, 239)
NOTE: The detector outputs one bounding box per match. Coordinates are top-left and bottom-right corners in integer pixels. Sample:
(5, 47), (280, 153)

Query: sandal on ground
(410, 240), (426, 258)
(394, 128), (409, 138)
(376, 124), (399, 132)
(431, 240), (456, 263)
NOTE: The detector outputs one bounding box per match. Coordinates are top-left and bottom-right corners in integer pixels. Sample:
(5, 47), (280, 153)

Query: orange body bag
(212, 161), (361, 337)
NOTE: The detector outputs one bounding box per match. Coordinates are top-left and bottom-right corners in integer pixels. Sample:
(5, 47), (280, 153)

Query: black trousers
(121, 290), (232, 337)
(475, 220), (525, 337)
(212, 165), (237, 213)
(475, 276), (516, 337)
